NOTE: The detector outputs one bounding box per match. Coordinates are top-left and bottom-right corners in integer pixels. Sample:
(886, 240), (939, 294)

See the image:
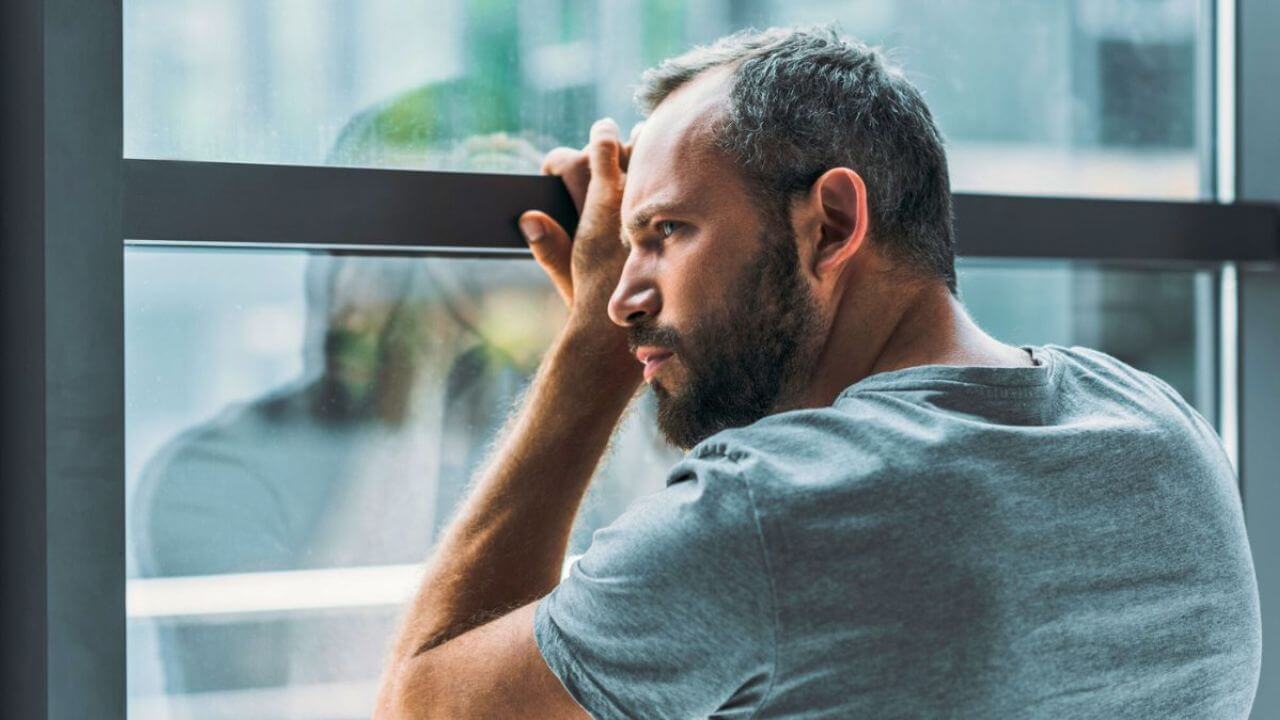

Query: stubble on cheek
(651, 227), (822, 449)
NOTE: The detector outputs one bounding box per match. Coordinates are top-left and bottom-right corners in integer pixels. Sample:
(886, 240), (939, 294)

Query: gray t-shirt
(534, 345), (1261, 718)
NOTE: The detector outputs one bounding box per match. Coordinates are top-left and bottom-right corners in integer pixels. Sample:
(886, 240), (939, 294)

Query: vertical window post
(1237, 0), (1280, 714)
(0, 1), (124, 719)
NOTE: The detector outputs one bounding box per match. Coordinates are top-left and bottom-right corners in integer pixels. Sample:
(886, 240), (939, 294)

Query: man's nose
(607, 264), (661, 327)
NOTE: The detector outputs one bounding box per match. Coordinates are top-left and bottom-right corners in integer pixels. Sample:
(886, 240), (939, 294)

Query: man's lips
(634, 346), (675, 382)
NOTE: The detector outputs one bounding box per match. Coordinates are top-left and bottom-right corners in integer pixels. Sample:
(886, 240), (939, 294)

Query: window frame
(2, 1), (125, 719)
(2, 1), (1279, 718)
(122, 159), (1279, 262)
(1236, 0), (1280, 716)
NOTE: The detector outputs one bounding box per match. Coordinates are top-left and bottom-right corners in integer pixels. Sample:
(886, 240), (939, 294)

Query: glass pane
(125, 247), (682, 718)
(958, 259), (1218, 423)
(126, 248), (1218, 719)
(125, 0), (1206, 199)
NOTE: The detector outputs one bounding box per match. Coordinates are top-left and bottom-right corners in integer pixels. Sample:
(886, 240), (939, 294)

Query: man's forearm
(383, 321), (641, 664)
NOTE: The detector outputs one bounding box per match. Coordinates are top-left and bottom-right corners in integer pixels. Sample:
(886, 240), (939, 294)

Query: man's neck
(797, 278), (1033, 409)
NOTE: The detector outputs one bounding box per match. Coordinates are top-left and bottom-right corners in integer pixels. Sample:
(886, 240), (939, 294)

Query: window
(8, 0), (1279, 715)
(106, 2), (1269, 719)
(125, 249), (680, 716)
(126, 0), (1207, 199)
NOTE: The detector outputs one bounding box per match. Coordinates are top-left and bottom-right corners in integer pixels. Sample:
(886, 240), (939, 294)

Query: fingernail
(519, 216), (544, 242)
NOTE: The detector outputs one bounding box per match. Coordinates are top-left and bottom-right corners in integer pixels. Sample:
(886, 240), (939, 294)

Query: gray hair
(635, 25), (956, 292)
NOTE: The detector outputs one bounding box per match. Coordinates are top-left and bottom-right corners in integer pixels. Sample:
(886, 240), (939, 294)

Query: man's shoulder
(675, 405), (897, 495)
(691, 405), (875, 459)
(1045, 344), (1224, 446)
(1045, 344), (1189, 407)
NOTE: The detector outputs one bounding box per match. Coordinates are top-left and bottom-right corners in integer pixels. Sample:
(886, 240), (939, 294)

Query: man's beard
(312, 328), (381, 424)
(630, 222), (822, 450)
(312, 373), (378, 423)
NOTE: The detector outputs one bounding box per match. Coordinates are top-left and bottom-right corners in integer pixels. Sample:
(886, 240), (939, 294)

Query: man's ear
(808, 167), (869, 279)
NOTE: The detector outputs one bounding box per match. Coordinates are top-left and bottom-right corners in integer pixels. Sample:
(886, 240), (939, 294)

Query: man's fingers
(539, 146), (579, 176)
(541, 146), (590, 214)
(620, 120), (644, 172)
(518, 210), (574, 306)
(620, 141), (633, 173)
(586, 118), (624, 189)
(540, 117), (632, 217)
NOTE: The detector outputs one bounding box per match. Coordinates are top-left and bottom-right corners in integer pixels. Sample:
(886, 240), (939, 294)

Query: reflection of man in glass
(133, 121), (675, 706)
(136, 257), (487, 572)
(131, 254), (531, 695)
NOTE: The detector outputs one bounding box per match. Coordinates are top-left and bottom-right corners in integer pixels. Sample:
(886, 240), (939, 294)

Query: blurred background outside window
(126, 0), (1206, 198)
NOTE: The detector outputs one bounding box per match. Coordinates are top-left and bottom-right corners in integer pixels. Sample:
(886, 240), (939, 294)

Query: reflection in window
(125, 247), (1217, 718)
(125, 250), (680, 717)
(125, 0), (1206, 199)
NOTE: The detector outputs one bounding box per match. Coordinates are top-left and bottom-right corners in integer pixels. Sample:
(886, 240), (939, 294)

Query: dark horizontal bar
(954, 193), (1279, 262)
(123, 159), (578, 251)
(124, 159), (1280, 262)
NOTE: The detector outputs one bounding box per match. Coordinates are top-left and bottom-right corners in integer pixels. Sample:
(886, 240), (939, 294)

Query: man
(374, 26), (1260, 719)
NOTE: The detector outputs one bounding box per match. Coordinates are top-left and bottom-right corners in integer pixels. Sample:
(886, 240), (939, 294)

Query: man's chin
(651, 386), (713, 451)
(651, 375), (794, 450)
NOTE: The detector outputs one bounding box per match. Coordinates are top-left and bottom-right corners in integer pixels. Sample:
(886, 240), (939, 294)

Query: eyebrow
(622, 201), (691, 244)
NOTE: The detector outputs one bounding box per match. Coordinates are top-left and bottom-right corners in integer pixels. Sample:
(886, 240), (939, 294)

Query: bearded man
(374, 26), (1260, 719)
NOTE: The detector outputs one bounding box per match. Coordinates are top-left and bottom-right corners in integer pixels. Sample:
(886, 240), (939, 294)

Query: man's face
(323, 305), (387, 407)
(317, 262), (401, 421)
(612, 73), (823, 450)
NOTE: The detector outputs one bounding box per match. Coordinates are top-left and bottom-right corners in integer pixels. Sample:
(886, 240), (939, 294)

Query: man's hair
(635, 25), (957, 293)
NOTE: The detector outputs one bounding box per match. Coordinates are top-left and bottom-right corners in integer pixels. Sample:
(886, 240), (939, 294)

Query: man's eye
(657, 220), (681, 238)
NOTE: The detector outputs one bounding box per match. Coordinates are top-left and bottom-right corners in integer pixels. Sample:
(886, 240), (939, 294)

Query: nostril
(626, 310), (647, 324)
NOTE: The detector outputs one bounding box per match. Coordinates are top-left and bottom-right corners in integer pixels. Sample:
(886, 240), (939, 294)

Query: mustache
(627, 322), (682, 355)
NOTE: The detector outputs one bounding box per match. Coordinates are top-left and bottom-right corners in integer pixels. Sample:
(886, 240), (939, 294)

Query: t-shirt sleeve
(133, 433), (295, 576)
(534, 449), (776, 719)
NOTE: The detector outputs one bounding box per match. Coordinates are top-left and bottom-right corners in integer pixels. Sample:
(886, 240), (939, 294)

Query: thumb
(519, 210), (574, 306)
